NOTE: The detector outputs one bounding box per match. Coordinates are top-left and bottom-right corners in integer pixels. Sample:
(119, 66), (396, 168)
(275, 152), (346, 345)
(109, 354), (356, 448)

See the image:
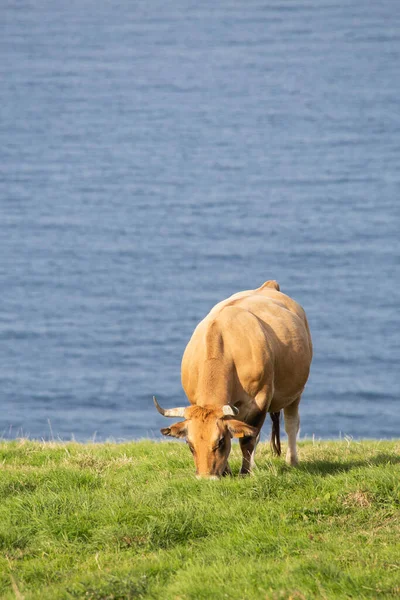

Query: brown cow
(154, 280), (312, 478)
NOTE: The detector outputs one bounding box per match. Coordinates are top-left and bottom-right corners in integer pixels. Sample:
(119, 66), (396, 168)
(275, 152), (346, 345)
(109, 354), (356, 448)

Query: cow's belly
(268, 391), (304, 413)
(233, 329), (311, 415)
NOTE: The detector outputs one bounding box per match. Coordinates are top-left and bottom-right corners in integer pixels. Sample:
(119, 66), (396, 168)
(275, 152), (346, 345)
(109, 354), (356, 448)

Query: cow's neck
(197, 358), (232, 407)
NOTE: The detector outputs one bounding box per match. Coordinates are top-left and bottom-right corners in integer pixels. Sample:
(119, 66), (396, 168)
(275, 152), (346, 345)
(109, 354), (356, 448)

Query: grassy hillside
(0, 439), (399, 599)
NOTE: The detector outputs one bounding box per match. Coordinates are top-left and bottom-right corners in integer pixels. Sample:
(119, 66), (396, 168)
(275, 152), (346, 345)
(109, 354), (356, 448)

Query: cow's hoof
(286, 454), (299, 467)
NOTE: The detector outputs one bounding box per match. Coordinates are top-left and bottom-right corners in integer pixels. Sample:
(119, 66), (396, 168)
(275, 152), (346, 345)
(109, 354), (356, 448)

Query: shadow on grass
(297, 453), (400, 476)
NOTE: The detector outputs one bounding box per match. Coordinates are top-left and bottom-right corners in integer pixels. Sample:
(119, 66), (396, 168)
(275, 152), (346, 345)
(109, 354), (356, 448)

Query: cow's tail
(270, 411), (282, 456)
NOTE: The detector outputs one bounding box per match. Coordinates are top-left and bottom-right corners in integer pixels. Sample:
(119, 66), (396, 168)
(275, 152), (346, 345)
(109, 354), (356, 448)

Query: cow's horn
(222, 405), (239, 416)
(153, 396), (186, 418)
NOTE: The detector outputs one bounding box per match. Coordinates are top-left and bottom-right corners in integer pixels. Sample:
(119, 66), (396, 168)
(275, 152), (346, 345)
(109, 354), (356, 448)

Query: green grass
(0, 439), (399, 599)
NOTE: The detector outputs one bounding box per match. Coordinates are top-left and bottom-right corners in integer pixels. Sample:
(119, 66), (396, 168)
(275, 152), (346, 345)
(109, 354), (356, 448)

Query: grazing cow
(154, 280), (312, 478)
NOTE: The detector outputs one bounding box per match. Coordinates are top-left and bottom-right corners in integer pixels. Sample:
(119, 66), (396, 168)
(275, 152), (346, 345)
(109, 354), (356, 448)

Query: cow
(154, 280), (312, 479)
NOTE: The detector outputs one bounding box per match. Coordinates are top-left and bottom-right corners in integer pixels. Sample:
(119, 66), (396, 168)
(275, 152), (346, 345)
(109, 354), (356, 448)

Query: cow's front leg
(222, 462), (232, 477)
(239, 433), (260, 475)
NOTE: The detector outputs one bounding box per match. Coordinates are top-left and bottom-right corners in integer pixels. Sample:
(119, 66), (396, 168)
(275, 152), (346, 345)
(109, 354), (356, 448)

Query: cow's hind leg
(283, 397), (301, 466)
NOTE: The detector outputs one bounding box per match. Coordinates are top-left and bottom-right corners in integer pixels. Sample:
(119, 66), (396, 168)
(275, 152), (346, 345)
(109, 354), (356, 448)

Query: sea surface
(1, 1), (399, 441)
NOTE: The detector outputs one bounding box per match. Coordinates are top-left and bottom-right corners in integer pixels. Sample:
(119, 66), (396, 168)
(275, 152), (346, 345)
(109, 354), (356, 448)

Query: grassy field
(0, 439), (399, 599)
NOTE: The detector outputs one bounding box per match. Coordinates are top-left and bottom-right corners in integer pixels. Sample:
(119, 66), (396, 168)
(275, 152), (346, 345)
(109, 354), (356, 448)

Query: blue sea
(1, 1), (399, 441)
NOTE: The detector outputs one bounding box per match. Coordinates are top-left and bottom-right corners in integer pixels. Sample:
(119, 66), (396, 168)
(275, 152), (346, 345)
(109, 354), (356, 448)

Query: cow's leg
(239, 389), (271, 474)
(239, 432), (260, 475)
(283, 397), (301, 466)
(239, 405), (267, 475)
(239, 433), (258, 475)
(222, 462), (232, 477)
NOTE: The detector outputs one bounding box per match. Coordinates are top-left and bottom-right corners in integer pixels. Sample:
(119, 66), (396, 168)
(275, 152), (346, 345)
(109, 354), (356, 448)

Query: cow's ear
(160, 421), (187, 439)
(226, 420), (258, 439)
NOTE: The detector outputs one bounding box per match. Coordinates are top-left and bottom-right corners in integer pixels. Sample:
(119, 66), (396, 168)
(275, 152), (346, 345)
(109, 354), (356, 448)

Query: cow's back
(181, 282), (312, 411)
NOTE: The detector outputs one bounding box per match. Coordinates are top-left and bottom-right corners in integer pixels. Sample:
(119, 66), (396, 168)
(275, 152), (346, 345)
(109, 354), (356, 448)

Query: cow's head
(154, 396), (257, 478)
